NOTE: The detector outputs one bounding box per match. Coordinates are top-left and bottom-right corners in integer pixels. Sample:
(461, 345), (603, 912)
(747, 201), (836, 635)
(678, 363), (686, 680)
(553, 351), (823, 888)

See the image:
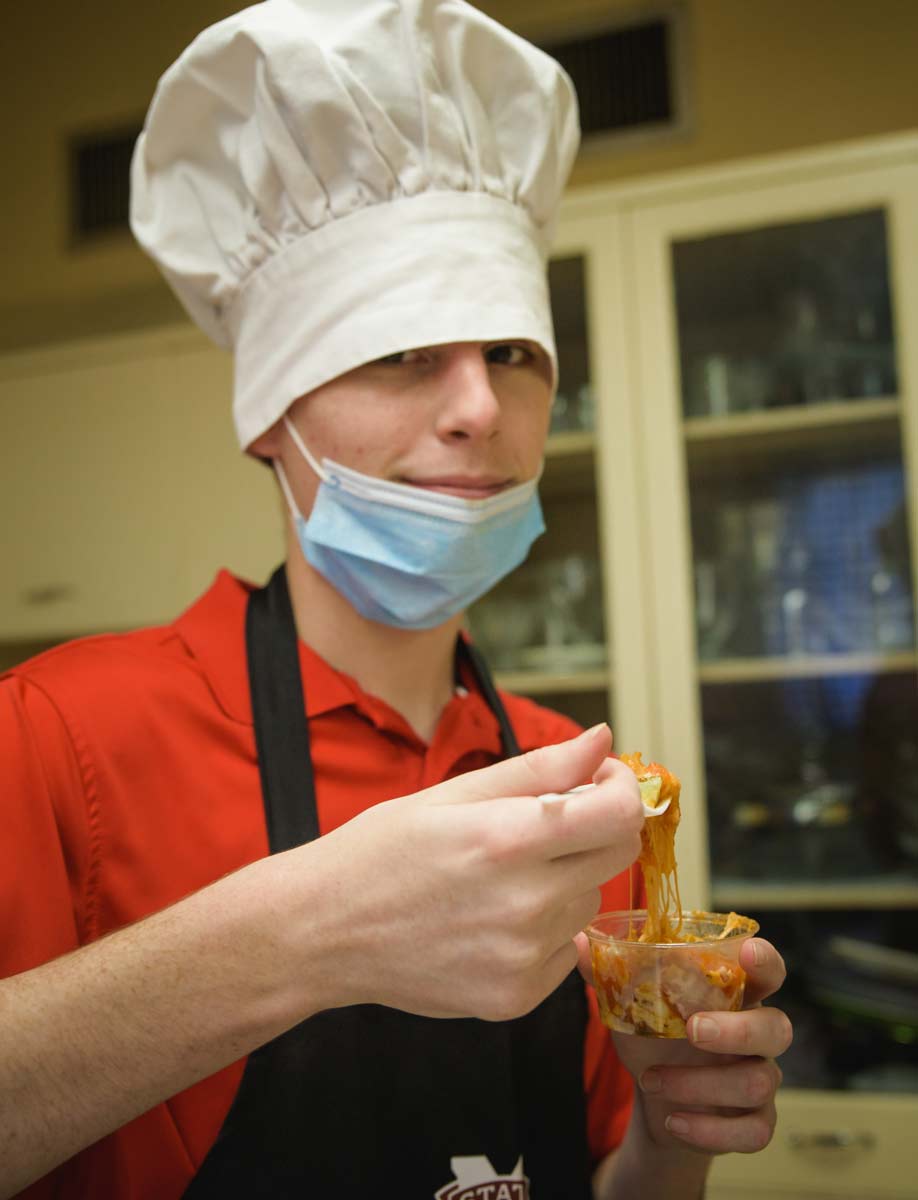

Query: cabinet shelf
(684, 398), (901, 478)
(697, 650), (917, 685)
(493, 667), (609, 695)
(542, 430), (597, 497)
(711, 877), (918, 910)
(684, 397), (899, 441)
(545, 429), (596, 458)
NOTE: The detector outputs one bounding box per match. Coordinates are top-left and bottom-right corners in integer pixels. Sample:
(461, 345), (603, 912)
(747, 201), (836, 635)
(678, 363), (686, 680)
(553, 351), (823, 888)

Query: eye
(373, 348), (427, 366)
(485, 343), (533, 366)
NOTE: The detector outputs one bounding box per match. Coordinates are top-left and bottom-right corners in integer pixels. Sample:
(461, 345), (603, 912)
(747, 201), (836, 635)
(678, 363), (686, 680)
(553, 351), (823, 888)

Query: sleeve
(0, 673), (93, 978)
(584, 983), (635, 1163)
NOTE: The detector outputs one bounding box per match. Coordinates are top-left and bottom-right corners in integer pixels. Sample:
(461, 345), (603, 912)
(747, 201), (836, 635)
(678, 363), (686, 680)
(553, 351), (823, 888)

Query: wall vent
(541, 11), (686, 143)
(70, 126), (141, 241)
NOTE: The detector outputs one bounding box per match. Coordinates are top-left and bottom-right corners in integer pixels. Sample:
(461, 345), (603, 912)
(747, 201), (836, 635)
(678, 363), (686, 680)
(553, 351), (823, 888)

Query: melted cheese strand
(620, 751), (683, 943)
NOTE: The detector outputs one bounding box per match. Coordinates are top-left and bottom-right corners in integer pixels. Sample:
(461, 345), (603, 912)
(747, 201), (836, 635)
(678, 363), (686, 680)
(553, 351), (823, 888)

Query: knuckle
(479, 821), (520, 867)
(485, 976), (541, 1023)
(745, 1066), (776, 1106)
(578, 887), (602, 928)
(734, 1013), (756, 1052)
(505, 933), (543, 974)
(618, 787), (645, 834)
(775, 1011), (795, 1054)
(747, 1116), (775, 1153)
(480, 980), (524, 1023)
(503, 885), (549, 930)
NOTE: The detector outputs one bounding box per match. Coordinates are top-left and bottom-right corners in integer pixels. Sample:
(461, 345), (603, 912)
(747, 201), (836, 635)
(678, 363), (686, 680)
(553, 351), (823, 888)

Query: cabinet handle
(788, 1129), (876, 1153)
(22, 584), (77, 607)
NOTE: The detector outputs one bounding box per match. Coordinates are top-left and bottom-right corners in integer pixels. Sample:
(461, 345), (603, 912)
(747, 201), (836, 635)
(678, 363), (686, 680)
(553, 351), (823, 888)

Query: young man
(0, 2), (790, 1197)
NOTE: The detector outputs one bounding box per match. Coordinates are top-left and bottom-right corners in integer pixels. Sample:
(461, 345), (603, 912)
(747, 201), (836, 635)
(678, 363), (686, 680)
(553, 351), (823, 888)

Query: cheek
(511, 396), (552, 459)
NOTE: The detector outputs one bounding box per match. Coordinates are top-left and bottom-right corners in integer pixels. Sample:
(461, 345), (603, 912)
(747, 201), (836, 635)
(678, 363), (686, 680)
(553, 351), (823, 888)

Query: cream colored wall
(1, 0), (916, 350)
(484, 0), (918, 185)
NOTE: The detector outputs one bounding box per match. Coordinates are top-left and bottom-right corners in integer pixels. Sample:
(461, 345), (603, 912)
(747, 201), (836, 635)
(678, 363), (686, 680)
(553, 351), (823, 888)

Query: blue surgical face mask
(275, 416), (545, 629)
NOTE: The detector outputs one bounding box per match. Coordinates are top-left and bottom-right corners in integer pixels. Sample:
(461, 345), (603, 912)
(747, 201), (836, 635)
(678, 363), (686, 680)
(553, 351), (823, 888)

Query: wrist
(600, 1093), (712, 1200)
(229, 845), (347, 1030)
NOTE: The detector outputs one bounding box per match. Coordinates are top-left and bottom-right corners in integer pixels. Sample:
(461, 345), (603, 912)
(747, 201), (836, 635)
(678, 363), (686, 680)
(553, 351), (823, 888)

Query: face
(251, 340), (554, 517)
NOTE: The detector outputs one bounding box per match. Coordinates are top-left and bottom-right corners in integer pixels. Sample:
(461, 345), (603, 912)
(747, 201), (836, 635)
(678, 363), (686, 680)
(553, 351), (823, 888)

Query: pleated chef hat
(130, 0), (580, 450)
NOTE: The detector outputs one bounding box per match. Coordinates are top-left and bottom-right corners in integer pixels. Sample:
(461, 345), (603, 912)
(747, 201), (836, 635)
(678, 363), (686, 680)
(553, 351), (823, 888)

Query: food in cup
(586, 751), (758, 1037)
(588, 909), (759, 1037)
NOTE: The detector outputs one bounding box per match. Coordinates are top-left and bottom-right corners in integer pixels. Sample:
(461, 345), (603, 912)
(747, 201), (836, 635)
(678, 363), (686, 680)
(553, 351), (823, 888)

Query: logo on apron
(434, 1155), (529, 1200)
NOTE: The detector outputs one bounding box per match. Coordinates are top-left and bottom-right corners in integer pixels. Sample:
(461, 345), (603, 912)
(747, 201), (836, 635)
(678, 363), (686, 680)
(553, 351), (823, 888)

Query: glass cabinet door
(631, 157), (918, 1105)
(468, 253), (612, 732)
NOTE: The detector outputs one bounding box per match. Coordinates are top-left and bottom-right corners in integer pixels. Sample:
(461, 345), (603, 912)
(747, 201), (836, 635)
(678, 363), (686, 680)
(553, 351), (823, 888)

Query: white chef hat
(130, 0), (579, 449)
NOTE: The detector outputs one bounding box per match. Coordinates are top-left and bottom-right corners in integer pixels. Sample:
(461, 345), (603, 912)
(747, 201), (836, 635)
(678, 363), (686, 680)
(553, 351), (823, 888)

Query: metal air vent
(541, 8), (688, 144)
(70, 125), (141, 242)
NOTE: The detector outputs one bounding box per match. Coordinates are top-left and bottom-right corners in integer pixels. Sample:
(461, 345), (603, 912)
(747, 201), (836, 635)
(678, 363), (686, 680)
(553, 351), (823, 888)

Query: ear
(248, 417), (284, 460)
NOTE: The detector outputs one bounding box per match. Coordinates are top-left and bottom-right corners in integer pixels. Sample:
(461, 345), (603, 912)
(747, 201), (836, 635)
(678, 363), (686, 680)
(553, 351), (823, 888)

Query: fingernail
(691, 1016), (719, 1043)
(582, 722), (610, 739)
(639, 1069), (662, 1094)
(750, 939), (764, 966)
(666, 1115), (690, 1137)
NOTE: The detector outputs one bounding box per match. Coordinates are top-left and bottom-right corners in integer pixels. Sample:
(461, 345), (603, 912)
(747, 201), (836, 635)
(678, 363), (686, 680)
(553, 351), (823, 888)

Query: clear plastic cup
(586, 911), (760, 1038)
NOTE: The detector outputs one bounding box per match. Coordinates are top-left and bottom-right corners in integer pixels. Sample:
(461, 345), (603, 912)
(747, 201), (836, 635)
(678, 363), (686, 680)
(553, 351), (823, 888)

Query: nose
(433, 347), (502, 442)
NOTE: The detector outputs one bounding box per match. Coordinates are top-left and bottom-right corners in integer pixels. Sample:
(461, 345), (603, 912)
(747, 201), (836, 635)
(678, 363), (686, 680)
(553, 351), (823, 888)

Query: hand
(609, 938), (792, 1155)
(293, 724), (644, 1021)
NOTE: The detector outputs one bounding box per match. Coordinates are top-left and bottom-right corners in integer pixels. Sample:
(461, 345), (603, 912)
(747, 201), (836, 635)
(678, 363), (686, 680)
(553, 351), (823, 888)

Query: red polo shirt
(1, 571), (635, 1198)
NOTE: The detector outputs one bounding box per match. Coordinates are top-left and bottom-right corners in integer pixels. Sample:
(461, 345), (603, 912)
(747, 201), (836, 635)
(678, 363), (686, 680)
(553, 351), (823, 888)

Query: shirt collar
(172, 571), (498, 745)
(173, 570), (359, 725)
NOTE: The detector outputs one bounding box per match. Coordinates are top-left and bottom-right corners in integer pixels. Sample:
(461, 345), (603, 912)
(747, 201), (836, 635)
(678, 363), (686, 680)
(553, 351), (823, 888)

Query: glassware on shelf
(673, 208), (899, 417)
(468, 554), (606, 675)
(702, 672), (918, 886)
(549, 383), (596, 434)
(466, 584), (542, 671)
(686, 354), (775, 417)
(690, 459), (915, 662)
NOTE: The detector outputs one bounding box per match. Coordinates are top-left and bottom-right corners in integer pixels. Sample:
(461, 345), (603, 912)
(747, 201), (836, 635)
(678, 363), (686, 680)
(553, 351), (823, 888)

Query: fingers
(547, 758), (643, 859)
(739, 938), (787, 1005)
(479, 938), (580, 1023)
(472, 765), (643, 869)
(428, 723), (613, 806)
(664, 1101), (777, 1154)
(688, 1005), (794, 1059)
(640, 1057), (782, 1111)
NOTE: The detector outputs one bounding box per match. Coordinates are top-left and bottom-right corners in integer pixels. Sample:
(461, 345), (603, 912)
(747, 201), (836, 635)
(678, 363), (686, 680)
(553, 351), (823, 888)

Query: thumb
(574, 931), (594, 987)
(429, 723), (613, 806)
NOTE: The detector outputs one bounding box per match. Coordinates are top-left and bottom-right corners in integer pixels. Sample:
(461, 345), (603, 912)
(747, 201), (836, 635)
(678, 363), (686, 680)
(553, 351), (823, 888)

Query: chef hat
(130, 0), (580, 449)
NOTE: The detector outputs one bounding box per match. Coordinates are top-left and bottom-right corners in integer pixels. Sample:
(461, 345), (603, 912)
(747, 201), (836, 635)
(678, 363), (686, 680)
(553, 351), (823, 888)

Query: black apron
(185, 566), (593, 1198)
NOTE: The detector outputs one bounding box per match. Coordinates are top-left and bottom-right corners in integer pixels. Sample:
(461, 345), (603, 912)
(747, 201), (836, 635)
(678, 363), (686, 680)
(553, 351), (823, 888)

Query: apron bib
(184, 566), (593, 1198)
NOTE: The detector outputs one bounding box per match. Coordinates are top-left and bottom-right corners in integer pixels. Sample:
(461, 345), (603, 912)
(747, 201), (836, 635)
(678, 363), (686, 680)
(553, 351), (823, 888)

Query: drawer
(708, 1089), (918, 1198)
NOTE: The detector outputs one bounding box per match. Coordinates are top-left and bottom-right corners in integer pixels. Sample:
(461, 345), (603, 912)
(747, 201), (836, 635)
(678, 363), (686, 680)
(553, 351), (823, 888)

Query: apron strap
(459, 637), (521, 758)
(245, 565), (319, 852)
(246, 565), (520, 855)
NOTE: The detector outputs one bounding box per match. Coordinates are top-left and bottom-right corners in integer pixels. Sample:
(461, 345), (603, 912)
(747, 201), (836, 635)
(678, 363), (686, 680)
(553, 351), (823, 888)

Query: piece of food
(619, 751), (683, 942)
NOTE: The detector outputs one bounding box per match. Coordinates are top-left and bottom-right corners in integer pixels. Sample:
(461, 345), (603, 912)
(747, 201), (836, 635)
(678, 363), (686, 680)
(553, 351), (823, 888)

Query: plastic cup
(585, 910), (760, 1038)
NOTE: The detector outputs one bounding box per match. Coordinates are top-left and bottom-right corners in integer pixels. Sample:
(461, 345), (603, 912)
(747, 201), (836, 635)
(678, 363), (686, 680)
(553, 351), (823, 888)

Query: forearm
(0, 850), (331, 1198)
(593, 1096), (712, 1200)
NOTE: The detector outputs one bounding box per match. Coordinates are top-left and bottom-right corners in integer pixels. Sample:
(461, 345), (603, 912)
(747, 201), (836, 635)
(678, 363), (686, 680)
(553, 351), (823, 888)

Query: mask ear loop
(274, 415), (327, 523)
(283, 415), (326, 479)
(274, 457), (304, 524)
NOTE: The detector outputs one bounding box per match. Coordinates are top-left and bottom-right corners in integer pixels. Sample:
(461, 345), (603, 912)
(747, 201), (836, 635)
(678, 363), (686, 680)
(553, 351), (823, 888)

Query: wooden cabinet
(477, 132), (918, 1197)
(0, 329), (283, 640)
